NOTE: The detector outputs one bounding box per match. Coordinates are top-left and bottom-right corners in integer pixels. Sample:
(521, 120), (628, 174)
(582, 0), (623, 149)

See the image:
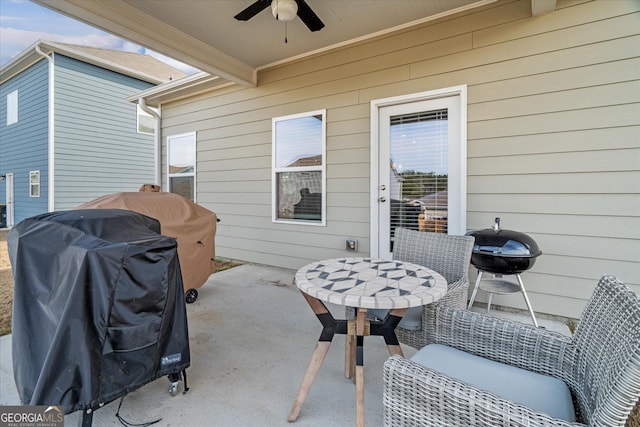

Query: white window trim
(166, 131), (196, 202)
(272, 109), (326, 226)
(29, 170), (40, 198)
(370, 85), (467, 253)
(7, 90), (18, 126)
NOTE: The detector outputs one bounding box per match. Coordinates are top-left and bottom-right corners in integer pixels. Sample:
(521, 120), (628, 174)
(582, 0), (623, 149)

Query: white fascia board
(42, 41), (168, 84)
(1, 40), (166, 85)
(127, 72), (235, 107)
(0, 41), (46, 84)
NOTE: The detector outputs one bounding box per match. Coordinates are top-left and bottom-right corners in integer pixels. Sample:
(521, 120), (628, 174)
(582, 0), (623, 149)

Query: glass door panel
(377, 94), (462, 259)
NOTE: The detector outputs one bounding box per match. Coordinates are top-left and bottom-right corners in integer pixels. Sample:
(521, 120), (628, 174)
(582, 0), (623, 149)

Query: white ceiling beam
(33, 0), (256, 87)
(531, 0), (556, 17)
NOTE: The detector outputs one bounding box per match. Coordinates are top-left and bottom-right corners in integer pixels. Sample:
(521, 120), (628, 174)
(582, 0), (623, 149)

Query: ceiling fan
(234, 0), (325, 32)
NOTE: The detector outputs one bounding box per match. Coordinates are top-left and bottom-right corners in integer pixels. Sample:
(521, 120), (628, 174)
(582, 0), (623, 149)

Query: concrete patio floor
(0, 264), (570, 426)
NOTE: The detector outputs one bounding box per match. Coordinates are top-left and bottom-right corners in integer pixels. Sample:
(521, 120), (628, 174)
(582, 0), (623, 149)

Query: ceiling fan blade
(234, 0), (271, 21)
(295, 0), (325, 32)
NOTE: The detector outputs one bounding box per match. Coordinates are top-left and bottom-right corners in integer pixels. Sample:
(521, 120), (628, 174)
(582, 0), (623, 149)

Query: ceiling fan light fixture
(271, 0), (298, 22)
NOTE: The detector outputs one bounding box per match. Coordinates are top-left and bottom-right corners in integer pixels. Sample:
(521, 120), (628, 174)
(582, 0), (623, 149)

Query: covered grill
(466, 218), (542, 327)
(8, 209), (190, 424)
(79, 192), (218, 303)
(466, 218), (542, 274)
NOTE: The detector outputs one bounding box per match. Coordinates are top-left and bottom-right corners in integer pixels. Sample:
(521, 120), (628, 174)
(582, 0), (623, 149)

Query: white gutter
(127, 72), (232, 108)
(35, 45), (55, 212)
(138, 97), (162, 186)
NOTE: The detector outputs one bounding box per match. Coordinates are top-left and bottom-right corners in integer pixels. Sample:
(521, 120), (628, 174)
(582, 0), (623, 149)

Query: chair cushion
(410, 344), (576, 422)
(369, 307), (422, 331)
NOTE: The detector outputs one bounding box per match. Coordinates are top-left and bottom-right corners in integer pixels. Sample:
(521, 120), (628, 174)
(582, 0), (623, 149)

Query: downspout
(138, 98), (162, 187)
(35, 45), (55, 212)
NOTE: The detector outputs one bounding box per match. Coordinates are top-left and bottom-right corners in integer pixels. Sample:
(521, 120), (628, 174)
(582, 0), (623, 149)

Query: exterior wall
(0, 59), (49, 223)
(53, 54), (156, 210)
(159, 0), (640, 318)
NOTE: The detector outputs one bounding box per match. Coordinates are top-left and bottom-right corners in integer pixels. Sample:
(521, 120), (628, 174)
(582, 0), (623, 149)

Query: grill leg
(516, 274), (539, 327)
(467, 271), (483, 309)
(79, 410), (93, 427)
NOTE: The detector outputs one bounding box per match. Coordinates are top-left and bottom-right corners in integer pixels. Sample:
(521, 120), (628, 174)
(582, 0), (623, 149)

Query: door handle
(379, 197), (386, 203)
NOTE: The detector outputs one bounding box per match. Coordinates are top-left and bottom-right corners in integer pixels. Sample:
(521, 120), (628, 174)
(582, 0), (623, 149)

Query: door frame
(5, 172), (14, 228)
(369, 85), (467, 257)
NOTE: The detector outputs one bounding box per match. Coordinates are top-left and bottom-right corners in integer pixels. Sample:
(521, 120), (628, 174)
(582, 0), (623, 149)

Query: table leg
(288, 292), (346, 423)
(345, 332), (355, 379)
(355, 308), (366, 427)
(385, 308), (407, 357)
(367, 308), (408, 357)
(346, 307), (408, 379)
(288, 341), (331, 422)
(291, 295), (409, 425)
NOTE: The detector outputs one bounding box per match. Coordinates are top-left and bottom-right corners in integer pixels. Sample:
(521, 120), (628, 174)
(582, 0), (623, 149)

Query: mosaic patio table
(288, 257), (447, 426)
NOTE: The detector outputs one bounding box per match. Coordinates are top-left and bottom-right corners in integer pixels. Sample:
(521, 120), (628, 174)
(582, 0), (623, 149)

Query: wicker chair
(383, 275), (640, 426)
(347, 227), (474, 349)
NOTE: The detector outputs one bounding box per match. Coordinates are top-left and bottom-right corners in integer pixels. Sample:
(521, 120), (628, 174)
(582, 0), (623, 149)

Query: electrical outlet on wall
(346, 239), (357, 252)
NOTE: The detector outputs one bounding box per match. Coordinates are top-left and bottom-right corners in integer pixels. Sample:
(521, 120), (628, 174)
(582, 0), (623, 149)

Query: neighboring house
(27, 0), (640, 319)
(0, 41), (185, 227)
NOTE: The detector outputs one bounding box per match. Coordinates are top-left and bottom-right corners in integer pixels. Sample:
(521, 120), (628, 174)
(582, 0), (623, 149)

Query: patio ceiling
(32, 0), (513, 87)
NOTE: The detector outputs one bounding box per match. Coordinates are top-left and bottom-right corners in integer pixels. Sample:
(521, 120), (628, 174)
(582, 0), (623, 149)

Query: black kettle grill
(466, 218), (542, 326)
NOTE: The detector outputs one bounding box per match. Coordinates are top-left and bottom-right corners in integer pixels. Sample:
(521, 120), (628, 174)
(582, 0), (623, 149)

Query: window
(7, 90), (18, 125)
(389, 109), (449, 235)
(29, 170), (40, 197)
(137, 104), (155, 134)
(272, 110), (326, 225)
(167, 132), (196, 201)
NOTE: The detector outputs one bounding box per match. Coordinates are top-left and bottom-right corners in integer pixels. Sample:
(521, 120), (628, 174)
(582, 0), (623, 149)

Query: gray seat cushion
(410, 344), (576, 422)
(369, 307), (422, 331)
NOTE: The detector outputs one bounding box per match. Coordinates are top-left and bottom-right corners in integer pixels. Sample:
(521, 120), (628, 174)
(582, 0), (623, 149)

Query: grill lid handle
(493, 217), (501, 231)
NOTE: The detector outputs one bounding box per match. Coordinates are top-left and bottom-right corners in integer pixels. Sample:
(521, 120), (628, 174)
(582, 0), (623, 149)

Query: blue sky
(0, 0), (197, 73)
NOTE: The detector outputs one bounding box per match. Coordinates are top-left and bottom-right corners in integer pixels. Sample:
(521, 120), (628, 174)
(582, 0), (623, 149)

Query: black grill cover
(8, 209), (190, 414)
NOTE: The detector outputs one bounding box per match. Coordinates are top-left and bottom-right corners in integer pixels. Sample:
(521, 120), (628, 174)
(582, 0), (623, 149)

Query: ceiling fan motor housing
(272, 0), (298, 22)
(234, 0), (325, 32)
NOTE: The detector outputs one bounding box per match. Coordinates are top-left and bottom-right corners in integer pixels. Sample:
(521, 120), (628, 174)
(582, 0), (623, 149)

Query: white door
(5, 173), (14, 228)
(372, 88), (466, 259)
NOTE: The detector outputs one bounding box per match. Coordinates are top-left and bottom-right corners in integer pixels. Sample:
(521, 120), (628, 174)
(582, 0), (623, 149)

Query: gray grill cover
(8, 209), (190, 414)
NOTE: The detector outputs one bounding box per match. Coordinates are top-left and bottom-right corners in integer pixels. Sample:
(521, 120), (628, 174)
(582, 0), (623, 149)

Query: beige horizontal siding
(469, 149), (640, 175)
(468, 212), (639, 240)
(468, 126), (640, 156)
(160, 0), (640, 318)
(469, 194), (639, 219)
(469, 172), (640, 195)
